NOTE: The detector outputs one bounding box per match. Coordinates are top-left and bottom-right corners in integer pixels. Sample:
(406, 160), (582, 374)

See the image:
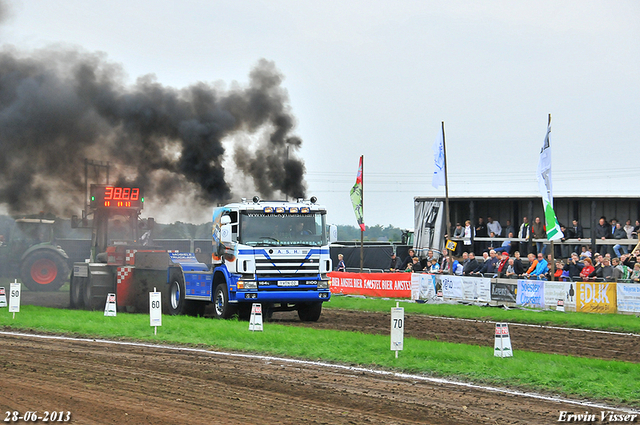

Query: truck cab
(211, 197), (333, 321)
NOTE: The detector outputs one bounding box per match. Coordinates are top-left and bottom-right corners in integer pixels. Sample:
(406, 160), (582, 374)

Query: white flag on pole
(431, 130), (445, 189)
(537, 118), (564, 241)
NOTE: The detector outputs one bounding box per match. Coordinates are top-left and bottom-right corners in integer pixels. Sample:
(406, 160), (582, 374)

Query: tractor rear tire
(21, 251), (69, 292)
(69, 272), (85, 309)
(83, 274), (113, 311)
(297, 302), (323, 322)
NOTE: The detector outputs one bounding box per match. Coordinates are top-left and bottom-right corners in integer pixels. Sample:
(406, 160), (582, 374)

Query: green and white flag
(536, 118), (564, 241)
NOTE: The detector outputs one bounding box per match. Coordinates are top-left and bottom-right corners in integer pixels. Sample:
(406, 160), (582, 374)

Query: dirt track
(2, 290), (637, 424)
(1, 333), (630, 425)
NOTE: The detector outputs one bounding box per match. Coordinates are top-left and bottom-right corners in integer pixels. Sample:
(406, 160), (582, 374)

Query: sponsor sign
(169, 252), (199, 263)
(438, 275), (464, 299)
(411, 273), (436, 301)
(328, 272), (412, 298)
(491, 281), (517, 303)
(616, 282), (640, 314)
(544, 281), (576, 310)
(74, 264), (89, 278)
(0, 287), (6, 308)
(461, 276), (491, 302)
(516, 280), (545, 308)
(577, 282), (617, 313)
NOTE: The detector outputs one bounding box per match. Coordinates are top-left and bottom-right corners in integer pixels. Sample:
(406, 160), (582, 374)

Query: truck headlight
(317, 280), (329, 289)
(240, 281), (257, 290)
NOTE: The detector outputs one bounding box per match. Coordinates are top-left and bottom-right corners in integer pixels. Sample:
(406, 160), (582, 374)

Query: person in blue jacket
(529, 253), (549, 279)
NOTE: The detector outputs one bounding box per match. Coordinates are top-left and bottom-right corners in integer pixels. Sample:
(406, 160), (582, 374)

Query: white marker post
(249, 303), (263, 331)
(390, 302), (404, 358)
(9, 280), (21, 319)
(149, 288), (162, 335)
(0, 287), (6, 308)
(494, 323), (513, 358)
(556, 299), (565, 312)
(104, 293), (117, 317)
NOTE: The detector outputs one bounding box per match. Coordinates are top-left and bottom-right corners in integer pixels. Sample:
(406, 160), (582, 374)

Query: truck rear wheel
(21, 251), (69, 292)
(297, 302), (323, 322)
(166, 272), (186, 315)
(164, 271), (205, 316)
(213, 284), (237, 319)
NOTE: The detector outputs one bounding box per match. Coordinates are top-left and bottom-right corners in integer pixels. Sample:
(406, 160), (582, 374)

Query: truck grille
(255, 257), (320, 278)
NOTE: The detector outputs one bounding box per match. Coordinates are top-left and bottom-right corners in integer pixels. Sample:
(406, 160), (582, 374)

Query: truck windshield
(239, 212), (326, 247)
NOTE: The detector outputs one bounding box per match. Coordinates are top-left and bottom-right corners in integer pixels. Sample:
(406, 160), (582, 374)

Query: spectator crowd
(387, 215), (640, 282)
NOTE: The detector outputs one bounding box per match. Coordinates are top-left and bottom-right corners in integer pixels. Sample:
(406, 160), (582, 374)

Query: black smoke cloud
(0, 48), (306, 216)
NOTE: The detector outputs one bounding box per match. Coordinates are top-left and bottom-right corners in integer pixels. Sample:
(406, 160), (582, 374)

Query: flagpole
(360, 154), (364, 273)
(442, 121), (451, 260)
(548, 113), (555, 281)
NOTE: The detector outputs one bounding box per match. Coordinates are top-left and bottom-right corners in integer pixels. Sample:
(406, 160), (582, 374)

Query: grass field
(1, 305), (639, 406)
(325, 295), (640, 334)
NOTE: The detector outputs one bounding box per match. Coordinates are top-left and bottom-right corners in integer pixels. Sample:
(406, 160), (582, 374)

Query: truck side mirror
(329, 224), (338, 243)
(221, 223), (232, 243)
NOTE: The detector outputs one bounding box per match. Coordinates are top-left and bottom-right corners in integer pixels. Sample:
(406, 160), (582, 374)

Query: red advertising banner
(328, 272), (412, 298)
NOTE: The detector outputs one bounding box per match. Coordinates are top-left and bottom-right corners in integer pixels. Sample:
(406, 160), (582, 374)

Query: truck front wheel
(213, 284), (237, 319)
(297, 302), (323, 322)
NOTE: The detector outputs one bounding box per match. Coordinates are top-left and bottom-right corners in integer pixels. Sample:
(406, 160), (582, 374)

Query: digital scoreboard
(90, 185), (144, 209)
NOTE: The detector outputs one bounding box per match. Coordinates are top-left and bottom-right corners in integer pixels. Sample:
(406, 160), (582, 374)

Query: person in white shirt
(487, 216), (502, 237)
(463, 220), (474, 253)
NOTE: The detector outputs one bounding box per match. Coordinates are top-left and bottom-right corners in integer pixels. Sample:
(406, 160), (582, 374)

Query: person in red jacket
(580, 258), (595, 280)
(497, 252), (509, 277)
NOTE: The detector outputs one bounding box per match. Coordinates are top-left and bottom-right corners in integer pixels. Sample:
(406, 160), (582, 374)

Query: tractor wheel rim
(31, 258), (57, 284)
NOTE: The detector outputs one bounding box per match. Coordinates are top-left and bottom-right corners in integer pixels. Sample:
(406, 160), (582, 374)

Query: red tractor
(69, 184), (164, 311)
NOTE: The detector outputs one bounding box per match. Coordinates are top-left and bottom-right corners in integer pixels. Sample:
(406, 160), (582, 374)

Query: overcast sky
(1, 0), (638, 228)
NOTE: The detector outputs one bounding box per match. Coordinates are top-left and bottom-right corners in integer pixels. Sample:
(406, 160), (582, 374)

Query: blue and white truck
(71, 187), (333, 321)
(209, 196), (333, 321)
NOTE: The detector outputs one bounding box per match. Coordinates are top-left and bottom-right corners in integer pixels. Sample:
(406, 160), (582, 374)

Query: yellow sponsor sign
(576, 282), (617, 313)
(446, 240), (457, 251)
